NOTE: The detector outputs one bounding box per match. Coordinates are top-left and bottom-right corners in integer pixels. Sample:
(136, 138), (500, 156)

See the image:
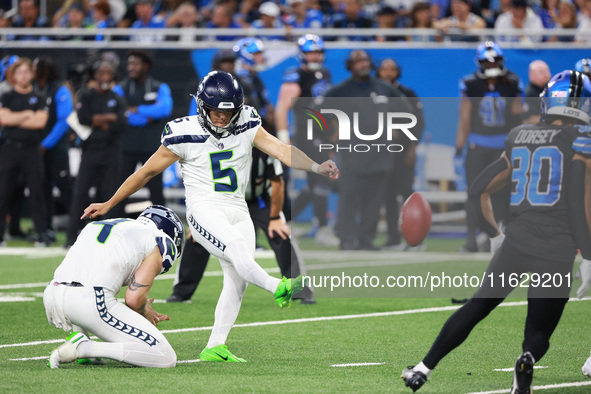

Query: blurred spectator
(112, 50), (172, 217)
(33, 56), (74, 239)
(434, 0), (485, 41)
(275, 35), (334, 244)
(252, 1), (286, 40)
(154, 0), (180, 20)
(534, 0), (559, 28)
(66, 60), (126, 247)
(166, 1), (202, 41)
(233, 38), (274, 128)
(377, 58), (425, 250)
(522, 59), (551, 124)
(9, 0), (51, 41)
(454, 42), (523, 252)
(236, 0), (261, 25)
(407, 2), (436, 41)
(430, 0), (450, 20)
(90, 0), (117, 29)
(52, 0), (88, 27)
(375, 5), (401, 41)
(0, 55), (28, 241)
(58, 3), (90, 40)
(325, 50), (409, 251)
(130, 0), (167, 42)
(384, 0), (421, 26)
(329, 0), (373, 41)
(205, 1), (242, 41)
(552, 0), (577, 41)
(0, 58), (51, 247)
(494, 0), (544, 43)
(576, 0), (591, 42)
(284, 0), (324, 30)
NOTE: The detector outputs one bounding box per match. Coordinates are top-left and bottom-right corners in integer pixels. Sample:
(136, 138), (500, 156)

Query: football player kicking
(83, 71), (339, 362)
(402, 70), (591, 393)
(44, 205), (183, 368)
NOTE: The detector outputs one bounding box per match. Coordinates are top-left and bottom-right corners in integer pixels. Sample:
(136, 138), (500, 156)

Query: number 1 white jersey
(161, 106), (262, 209)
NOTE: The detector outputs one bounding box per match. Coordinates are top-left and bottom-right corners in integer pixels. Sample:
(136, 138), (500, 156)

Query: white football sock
(414, 361), (432, 378)
(207, 258), (247, 348)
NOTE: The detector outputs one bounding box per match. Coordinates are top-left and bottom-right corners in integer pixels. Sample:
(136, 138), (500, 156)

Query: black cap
(512, 0), (528, 8)
(377, 5), (396, 16)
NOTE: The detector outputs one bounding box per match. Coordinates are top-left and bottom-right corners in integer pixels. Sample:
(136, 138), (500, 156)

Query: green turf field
(1, 238), (590, 393)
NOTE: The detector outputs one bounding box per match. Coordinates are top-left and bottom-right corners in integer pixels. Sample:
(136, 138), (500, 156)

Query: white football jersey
(161, 106), (262, 208)
(52, 220), (159, 294)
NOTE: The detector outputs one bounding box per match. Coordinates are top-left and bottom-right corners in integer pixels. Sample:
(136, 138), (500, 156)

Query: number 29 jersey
(161, 106), (262, 209)
(504, 123), (591, 261)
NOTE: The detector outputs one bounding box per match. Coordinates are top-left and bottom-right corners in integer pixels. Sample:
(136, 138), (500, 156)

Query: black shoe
(299, 297), (317, 305)
(7, 229), (27, 240)
(35, 231), (52, 247)
(166, 294), (187, 303)
(511, 352), (535, 394)
(401, 366), (428, 392)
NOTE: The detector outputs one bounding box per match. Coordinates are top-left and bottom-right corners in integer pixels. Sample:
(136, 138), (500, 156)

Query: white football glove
(577, 259), (591, 299)
(490, 232), (505, 256)
(582, 352), (591, 378)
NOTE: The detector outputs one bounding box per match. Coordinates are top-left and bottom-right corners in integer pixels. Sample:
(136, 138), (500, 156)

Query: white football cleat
(582, 352), (591, 378)
(48, 331), (88, 369)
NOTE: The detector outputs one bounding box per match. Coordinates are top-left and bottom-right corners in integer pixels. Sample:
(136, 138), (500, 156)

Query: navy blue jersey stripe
(93, 287), (160, 347)
(163, 134), (209, 146)
(187, 214), (226, 252)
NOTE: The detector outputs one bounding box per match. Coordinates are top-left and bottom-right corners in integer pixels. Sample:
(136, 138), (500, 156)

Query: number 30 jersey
(504, 123), (591, 261)
(161, 106), (262, 209)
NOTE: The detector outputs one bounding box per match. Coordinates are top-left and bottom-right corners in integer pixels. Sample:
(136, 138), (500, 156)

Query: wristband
(311, 163), (320, 174)
(269, 216), (280, 220)
(455, 147), (463, 157)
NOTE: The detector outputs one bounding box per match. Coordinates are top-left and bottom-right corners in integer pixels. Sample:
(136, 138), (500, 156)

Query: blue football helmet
(575, 58), (591, 79)
(475, 41), (506, 79)
(298, 34), (324, 70)
(196, 70), (244, 138)
(0, 55), (18, 82)
(233, 38), (265, 67)
(138, 205), (185, 272)
(541, 70), (591, 125)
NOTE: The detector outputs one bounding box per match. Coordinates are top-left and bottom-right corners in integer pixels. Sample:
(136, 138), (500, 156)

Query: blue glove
(454, 154), (467, 192)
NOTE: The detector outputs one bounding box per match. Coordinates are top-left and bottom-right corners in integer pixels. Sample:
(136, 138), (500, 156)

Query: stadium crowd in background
(0, 0), (590, 42)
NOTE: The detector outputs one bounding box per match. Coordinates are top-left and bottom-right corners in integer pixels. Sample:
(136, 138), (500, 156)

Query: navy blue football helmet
(575, 58), (591, 79)
(298, 34), (324, 70)
(196, 70), (244, 138)
(138, 205), (184, 259)
(541, 70), (591, 125)
(475, 41), (506, 79)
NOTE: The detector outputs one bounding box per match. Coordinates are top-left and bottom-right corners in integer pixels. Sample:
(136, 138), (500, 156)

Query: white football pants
(186, 201), (281, 348)
(44, 283), (176, 368)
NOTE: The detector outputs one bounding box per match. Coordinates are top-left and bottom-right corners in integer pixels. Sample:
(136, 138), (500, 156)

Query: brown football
(400, 192), (432, 247)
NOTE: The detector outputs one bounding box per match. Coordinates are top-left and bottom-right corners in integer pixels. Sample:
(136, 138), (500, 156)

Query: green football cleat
(78, 358), (106, 365)
(199, 344), (246, 362)
(48, 331), (89, 369)
(274, 276), (304, 308)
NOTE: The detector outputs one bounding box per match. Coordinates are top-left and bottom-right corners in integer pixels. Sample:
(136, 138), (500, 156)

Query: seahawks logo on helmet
(138, 205), (185, 274)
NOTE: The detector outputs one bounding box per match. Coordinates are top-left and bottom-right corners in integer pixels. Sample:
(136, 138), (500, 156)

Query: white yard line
(176, 359), (201, 364)
(330, 362), (386, 367)
(5, 299), (583, 349)
(468, 380), (591, 394)
(492, 366), (547, 372)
